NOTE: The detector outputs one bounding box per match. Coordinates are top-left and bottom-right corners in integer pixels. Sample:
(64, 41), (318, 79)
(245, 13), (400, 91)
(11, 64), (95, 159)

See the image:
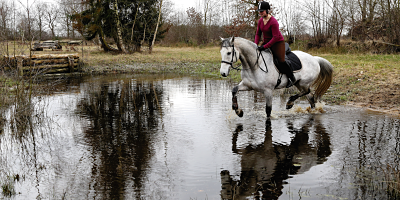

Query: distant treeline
(1, 0), (399, 53)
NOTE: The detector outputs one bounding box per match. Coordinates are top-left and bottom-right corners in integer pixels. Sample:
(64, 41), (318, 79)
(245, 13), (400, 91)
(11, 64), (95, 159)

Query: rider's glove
(257, 45), (266, 51)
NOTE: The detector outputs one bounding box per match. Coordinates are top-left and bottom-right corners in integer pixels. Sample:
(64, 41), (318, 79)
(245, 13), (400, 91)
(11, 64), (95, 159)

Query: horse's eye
(227, 52), (231, 55)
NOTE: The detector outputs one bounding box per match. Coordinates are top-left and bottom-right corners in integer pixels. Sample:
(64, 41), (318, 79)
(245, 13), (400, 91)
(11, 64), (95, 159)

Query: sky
(170, 0), (196, 10)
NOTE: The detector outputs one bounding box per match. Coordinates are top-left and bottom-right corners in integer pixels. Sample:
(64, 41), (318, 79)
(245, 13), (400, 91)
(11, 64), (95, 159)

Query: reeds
(382, 164), (400, 199)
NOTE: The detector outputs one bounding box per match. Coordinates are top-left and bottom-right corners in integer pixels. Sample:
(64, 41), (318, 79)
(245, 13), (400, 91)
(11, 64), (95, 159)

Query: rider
(255, 1), (296, 88)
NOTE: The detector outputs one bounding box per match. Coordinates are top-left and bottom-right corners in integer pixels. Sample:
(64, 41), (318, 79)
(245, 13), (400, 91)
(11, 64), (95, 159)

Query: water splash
(293, 102), (326, 114)
(225, 102), (327, 121)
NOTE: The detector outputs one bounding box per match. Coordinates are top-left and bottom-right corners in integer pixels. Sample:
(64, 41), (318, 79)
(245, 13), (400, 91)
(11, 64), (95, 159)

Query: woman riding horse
(255, 1), (295, 88)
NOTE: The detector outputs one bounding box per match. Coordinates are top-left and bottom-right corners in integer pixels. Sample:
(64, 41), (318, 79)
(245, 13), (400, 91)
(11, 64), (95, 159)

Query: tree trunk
(131, 6), (139, 42)
(99, 24), (118, 52)
(150, 0), (163, 53)
(113, 0), (126, 53)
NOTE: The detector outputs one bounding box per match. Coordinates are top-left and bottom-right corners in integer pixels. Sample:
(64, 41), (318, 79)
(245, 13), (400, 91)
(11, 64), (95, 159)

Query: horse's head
(220, 36), (240, 77)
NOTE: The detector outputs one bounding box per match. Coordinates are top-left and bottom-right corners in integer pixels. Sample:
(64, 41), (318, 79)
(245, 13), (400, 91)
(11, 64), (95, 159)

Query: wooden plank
(4, 54), (79, 60)
(26, 59), (69, 65)
(22, 63), (78, 70)
(23, 66), (78, 75)
(24, 68), (69, 75)
(25, 58), (80, 66)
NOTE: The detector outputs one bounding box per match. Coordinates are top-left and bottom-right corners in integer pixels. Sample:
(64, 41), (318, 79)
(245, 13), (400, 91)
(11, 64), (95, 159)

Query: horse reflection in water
(221, 116), (331, 200)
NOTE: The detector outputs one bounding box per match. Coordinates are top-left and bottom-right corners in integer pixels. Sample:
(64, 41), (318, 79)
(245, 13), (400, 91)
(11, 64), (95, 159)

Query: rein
(255, 49), (268, 73)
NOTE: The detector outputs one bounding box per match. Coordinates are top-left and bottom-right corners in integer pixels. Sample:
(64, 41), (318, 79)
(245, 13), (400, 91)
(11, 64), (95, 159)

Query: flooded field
(0, 74), (399, 199)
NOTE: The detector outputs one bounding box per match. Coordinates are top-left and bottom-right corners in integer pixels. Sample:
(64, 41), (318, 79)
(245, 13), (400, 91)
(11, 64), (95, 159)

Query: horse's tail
(312, 56), (334, 100)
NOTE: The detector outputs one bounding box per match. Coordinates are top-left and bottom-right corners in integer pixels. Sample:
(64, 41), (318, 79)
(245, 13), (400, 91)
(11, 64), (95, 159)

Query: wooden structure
(3, 54), (80, 76)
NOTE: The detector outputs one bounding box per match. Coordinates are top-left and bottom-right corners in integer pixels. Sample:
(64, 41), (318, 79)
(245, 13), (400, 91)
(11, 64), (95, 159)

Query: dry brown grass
(1, 42), (221, 66)
(317, 53), (400, 114)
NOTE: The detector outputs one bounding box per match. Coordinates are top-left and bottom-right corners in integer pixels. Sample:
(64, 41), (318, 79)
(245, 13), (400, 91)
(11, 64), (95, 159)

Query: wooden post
(17, 57), (23, 76)
(68, 56), (74, 72)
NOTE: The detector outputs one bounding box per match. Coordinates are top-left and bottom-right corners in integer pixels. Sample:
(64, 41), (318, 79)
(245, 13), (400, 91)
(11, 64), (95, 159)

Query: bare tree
(58, 0), (73, 38)
(0, 0), (11, 40)
(44, 3), (59, 39)
(0, 0), (11, 56)
(345, 0), (358, 39)
(277, 0), (306, 44)
(358, 0), (378, 23)
(34, 2), (45, 40)
(18, 0), (36, 42)
(356, 0), (379, 40)
(325, 0), (348, 46)
(300, 0), (331, 47)
(63, 0), (86, 39)
(376, 0), (400, 45)
(150, 0), (163, 53)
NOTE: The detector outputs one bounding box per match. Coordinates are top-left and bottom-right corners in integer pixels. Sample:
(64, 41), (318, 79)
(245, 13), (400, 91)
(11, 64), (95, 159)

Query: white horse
(220, 36), (334, 119)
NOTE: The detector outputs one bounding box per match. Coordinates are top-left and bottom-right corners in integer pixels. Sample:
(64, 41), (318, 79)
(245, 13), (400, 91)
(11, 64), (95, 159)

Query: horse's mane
(237, 37), (258, 48)
(220, 37), (257, 49)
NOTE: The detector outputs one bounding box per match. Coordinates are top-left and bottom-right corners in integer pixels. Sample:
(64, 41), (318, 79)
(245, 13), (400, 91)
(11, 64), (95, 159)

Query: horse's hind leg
(305, 93), (316, 109)
(286, 88), (311, 109)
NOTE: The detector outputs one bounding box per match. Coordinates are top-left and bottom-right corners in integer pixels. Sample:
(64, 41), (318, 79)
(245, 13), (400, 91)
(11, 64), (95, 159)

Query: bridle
(221, 43), (241, 70)
(221, 42), (269, 73)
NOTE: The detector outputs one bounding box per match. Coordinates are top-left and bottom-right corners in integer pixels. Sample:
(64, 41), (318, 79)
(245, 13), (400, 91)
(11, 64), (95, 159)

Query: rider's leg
(280, 61), (296, 88)
(270, 41), (296, 88)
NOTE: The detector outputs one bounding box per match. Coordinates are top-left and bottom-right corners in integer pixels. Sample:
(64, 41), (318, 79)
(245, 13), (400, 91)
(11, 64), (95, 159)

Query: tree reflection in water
(221, 116), (331, 200)
(77, 79), (163, 199)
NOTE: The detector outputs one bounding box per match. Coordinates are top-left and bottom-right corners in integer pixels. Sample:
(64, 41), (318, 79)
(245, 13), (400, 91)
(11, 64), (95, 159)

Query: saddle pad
(286, 52), (302, 72)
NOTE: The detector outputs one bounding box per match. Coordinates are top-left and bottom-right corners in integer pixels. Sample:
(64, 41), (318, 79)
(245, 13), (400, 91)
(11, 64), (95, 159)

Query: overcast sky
(172, 0), (196, 10)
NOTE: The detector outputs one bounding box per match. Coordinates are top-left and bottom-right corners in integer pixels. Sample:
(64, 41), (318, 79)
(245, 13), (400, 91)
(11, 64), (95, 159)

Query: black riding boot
(279, 61), (296, 88)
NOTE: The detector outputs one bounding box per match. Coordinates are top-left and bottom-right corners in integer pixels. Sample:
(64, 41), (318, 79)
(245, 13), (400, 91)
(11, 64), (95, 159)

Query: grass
(316, 53), (400, 108)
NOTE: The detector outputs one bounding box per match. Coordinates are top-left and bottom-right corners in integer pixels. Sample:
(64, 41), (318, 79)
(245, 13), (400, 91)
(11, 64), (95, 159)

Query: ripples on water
(0, 74), (399, 200)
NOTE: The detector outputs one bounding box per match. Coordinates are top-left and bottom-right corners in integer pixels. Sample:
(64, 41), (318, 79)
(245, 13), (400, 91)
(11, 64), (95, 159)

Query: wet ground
(0, 74), (399, 199)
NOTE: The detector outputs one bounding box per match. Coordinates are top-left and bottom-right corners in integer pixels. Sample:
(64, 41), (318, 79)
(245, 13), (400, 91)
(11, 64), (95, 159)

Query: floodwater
(0, 74), (399, 200)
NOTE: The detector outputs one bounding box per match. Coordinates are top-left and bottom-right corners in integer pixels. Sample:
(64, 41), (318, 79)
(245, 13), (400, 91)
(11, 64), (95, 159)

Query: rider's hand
(257, 45), (266, 51)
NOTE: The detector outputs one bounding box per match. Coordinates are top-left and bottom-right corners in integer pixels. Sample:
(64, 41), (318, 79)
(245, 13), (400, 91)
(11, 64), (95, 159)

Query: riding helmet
(257, 1), (270, 12)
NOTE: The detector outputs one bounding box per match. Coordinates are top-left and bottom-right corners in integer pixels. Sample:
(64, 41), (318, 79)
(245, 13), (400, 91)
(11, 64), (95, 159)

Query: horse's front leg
(232, 82), (250, 117)
(264, 90), (273, 118)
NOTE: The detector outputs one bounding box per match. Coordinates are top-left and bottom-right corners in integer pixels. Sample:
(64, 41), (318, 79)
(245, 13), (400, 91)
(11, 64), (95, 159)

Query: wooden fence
(2, 54), (80, 76)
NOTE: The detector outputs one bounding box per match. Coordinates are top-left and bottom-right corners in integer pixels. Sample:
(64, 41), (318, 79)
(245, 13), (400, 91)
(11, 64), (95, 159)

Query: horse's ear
(220, 36), (224, 41)
(230, 36), (235, 43)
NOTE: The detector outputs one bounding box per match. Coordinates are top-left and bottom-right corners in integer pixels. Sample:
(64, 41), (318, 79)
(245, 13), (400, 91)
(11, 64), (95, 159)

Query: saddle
(273, 43), (302, 73)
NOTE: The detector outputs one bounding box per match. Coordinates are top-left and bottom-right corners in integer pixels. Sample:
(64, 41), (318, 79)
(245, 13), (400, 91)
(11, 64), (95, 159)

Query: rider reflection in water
(255, 1), (296, 88)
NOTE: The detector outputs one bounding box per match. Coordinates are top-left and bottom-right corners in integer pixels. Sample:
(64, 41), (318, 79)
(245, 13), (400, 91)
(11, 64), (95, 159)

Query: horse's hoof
(235, 109), (244, 117)
(286, 101), (294, 110)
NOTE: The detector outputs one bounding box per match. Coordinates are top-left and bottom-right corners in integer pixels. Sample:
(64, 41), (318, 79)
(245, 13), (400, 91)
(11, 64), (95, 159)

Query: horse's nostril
(222, 73), (226, 77)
